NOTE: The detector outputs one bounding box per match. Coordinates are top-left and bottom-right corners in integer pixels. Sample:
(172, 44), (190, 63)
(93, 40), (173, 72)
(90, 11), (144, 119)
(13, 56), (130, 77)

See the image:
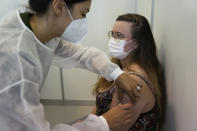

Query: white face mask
(61, 4), (88, 43)
(108, 37), (136, 59)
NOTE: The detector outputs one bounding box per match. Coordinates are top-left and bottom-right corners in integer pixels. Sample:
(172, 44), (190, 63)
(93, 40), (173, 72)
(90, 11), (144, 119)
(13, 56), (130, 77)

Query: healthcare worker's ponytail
(29, 0), (88, 15)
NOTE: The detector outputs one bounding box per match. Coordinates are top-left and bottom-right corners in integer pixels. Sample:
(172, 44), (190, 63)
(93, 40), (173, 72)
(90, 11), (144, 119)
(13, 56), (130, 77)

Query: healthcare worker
(0, 0), (140, 131)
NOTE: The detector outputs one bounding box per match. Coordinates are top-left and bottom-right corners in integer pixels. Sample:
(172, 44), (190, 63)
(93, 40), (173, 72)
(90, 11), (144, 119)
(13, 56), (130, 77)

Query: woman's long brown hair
(93, 14), (165, 129)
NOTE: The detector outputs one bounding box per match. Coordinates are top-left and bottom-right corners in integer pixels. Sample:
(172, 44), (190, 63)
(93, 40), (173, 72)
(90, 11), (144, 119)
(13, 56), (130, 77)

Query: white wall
(153, 0), (197, 130)
(41, 66), (62, 100)
(0, 0), (27, 17)
(130, 0), (197, 130)
(136, 0), (152, 24)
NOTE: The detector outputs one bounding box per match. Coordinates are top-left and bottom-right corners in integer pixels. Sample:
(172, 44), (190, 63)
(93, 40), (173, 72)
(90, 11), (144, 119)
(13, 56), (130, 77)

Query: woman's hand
(102, 103), (134, 131)
(115, 73), (140, 103)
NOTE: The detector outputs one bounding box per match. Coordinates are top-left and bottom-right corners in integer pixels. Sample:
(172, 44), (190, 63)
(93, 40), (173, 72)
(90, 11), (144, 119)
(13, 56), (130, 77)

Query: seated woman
(91, 14), (164, 131)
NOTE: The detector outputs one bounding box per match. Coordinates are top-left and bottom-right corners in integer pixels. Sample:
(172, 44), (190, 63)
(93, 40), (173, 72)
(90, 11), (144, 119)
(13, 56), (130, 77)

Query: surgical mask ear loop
(64, 3), (74, 21)
(125, 39), (134, 45)
(125, 39), (138, 51)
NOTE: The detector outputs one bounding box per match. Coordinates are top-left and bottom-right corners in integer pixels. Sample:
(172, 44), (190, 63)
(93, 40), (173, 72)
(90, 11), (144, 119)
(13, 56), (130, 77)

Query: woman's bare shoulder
(125, 64), (156, 113)
(126, 64), (148, 78)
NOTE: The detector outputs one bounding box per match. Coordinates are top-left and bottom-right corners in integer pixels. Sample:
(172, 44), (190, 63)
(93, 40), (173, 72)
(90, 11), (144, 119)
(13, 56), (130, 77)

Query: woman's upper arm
(113, 73), (155, 114)
(129, 74), (156, 113)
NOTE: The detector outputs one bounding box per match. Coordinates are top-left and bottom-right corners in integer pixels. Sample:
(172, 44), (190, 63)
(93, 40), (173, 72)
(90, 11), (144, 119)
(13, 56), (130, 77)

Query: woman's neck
(30, 14), (56, 43)
(120, 53), (136, 70)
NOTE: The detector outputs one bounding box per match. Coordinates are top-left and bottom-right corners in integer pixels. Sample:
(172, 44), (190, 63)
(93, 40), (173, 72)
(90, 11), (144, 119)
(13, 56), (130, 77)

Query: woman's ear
(51, 0), (65, 16)
(132, 40), (139, 49)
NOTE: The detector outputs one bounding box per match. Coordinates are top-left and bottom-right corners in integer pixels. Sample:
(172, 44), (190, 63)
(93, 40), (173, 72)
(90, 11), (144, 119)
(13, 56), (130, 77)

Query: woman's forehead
(112, 21), (133, 37)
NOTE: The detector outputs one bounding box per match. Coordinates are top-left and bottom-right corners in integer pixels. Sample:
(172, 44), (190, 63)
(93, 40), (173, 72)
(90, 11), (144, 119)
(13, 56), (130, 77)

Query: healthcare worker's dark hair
(29, 0), (88, 15)
(94, 14), (166, 130)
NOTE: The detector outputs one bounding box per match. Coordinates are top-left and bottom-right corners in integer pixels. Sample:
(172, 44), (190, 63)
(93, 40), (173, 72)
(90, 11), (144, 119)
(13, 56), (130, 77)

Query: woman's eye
(116, 34), (122, 38)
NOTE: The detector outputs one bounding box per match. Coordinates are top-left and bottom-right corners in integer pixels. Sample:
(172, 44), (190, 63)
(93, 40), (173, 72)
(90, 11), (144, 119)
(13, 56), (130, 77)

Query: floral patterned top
(96, 72), (160, 131)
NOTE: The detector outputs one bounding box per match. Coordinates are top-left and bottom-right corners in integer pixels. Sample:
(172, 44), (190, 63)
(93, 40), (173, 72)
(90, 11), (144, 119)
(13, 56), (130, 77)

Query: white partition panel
(41, 66), (62, 100)
(136, 0), (153, 24)
(153, 0), (197, 130)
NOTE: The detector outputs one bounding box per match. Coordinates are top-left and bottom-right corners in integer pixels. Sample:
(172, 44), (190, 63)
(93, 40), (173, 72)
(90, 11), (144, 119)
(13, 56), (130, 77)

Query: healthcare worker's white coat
(0, 8), (123, 131)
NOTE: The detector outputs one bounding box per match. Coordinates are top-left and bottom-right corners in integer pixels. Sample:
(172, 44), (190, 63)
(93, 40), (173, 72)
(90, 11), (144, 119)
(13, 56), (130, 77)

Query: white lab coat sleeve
(71, 115), (110, 131)
(52, 40), (123, 81)
(0, 79), (110, 131)
(53, 115), (110, 131)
